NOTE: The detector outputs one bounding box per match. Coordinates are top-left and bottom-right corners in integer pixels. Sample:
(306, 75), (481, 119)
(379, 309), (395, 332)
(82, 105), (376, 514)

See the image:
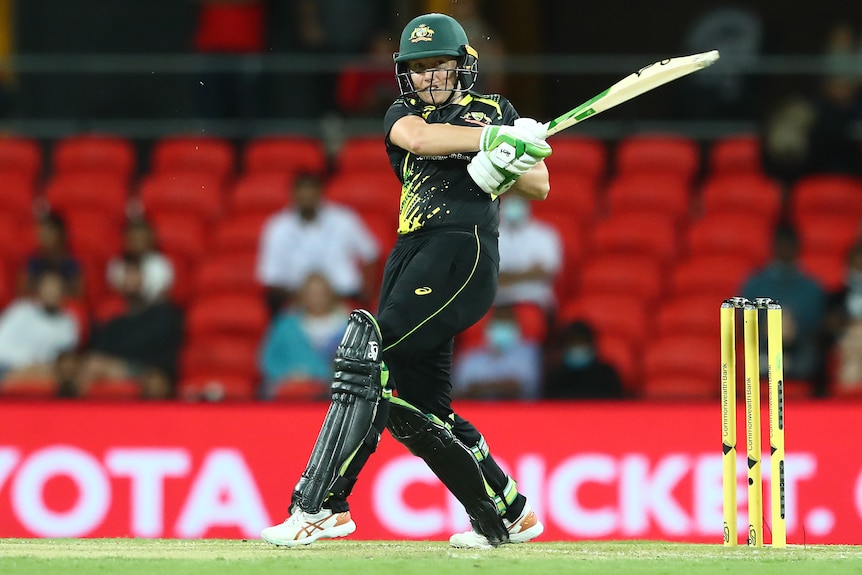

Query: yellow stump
(720, 301), (737, 546)
(743, 302), (763, 547)
(765, 302), (786, 547)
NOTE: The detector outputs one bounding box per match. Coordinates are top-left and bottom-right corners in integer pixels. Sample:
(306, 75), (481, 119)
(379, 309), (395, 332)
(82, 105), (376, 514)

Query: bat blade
(543, 50), (720, 137)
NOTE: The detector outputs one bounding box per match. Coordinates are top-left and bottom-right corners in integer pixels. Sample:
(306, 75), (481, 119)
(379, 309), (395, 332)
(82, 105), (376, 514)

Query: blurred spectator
(449, 0), (506, 94)
(73, 255), (183, 399)
(336, 30), (400, 118)
(18, 211), (82, 298)
(256, 172), (380, 315)
(543, 320), (624, 400)
(741, 223), (826, 386)
(452, 304), (542, 400)
(807, 23), (862, 176)
(293, 0), (389, 116)
(761, 96), (816, 190)
(106, 218), (174, 303)
(0, 269), (78, 387)
(823, 241), (862, 395)
(191, 0), (265, 120)
(258, 273), (349, 400)
(678, 6), (763, 120)
(495, 195), (562, 312)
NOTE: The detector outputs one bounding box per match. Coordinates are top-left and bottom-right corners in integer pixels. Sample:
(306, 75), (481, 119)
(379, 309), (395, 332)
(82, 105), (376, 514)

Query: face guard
(393, 13), (478, 108)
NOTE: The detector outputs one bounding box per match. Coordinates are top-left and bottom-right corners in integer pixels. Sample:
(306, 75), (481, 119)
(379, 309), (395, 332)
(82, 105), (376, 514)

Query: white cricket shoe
(449, 502), (544, 549)
(261, 508), (356, 547)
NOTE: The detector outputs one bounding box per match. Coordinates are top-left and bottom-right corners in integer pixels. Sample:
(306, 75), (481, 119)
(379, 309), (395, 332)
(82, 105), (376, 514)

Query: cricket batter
(262, 12), (552, 549)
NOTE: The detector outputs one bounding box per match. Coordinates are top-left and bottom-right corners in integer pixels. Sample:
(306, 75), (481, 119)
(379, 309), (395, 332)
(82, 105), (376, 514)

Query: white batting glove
(468, 151), (519, 196)
(514, 117), (549, 142)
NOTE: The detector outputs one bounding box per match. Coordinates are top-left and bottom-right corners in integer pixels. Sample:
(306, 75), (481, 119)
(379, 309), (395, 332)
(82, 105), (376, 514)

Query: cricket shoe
(449, 502), (544, 549)
(261, 508), (356, 547)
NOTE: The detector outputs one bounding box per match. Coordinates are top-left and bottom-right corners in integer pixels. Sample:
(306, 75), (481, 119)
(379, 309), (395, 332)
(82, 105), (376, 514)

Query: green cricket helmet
(393, 13), (478, 105)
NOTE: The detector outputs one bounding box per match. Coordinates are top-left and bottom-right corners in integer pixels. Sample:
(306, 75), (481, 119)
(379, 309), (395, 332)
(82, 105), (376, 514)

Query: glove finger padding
(468, 152), (518, 196)
(514, 117), (549, 141)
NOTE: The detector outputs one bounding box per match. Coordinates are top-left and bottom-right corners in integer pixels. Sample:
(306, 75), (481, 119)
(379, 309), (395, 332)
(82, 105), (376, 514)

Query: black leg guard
(292, 310), (386, 514)
(386, 399), (509, 547)
(323, 399), (390, 513)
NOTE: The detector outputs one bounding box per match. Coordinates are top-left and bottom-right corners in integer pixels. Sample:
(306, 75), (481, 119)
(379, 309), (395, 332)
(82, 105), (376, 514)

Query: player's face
(408, 57), (460, 106)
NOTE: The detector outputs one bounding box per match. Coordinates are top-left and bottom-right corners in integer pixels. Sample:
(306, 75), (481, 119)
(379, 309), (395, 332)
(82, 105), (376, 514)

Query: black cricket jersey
(383, 92), (519, 237)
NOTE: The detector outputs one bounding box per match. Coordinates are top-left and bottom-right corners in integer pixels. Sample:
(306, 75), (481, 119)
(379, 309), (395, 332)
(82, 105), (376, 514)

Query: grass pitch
(2, 539), (862, 575)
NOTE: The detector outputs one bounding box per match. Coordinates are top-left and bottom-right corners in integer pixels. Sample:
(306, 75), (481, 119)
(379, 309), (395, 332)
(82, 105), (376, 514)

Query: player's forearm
(511, 161), (550, 200)
(390, 116), (482, 156)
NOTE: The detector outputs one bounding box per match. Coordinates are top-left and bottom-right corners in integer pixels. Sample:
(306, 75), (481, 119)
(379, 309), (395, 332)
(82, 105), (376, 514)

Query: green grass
(2, 539), (862, 575)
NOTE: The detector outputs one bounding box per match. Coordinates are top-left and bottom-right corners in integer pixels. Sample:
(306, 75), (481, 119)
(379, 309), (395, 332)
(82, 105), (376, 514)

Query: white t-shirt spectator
(0, 300), (79, 369)
(256, 202), (379, 296)
(496, 218), (562, 310)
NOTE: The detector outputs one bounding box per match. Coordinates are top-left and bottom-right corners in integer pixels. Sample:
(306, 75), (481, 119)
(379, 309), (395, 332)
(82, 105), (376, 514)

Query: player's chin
(418, 88), (455, 106)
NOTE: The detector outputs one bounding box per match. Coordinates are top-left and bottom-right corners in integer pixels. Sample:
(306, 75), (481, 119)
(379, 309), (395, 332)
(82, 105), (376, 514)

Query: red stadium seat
(0, 137), (41, 180)
(0, 214), (34, 263)
(64, 211), (123, 261)
(605, 173), (691, 222)
(180, 335), (260, 380)
(192, 253), (260, 298)
(615, 134), (700, 182)
(543, 137), (607, 183)
(150, 136), (235, 180)
(578, 254), (665, 304)
(44, 172), (130, 222)
(536, 172), (597, 224)
(790, 175), (862, 222)
(335, 136), (391, 173)
(150, 213), (209, 262)
(699, 173), (782, 223)
(229, 172), (291, 217)
(590, 213), (679, 264)
(0, 264), (11, 309)
(186, 294), (269, 339)
(358, 211), (398, 260)
(796, 214), (860, 257)
(0, 171), (35, 219)
(799, 251), (845, 292)
(559, 293), (648, 347)
(670, 254), (755, 298)
(596, 334), (639, 394)
(514, 302), (548, 343)
(212, 213), (269, 256)
(53, 135), (136, 179)
(243, 136), (327, 176)
(324, 171), (401, 218)
(139, 172), (223, 223)
(641, 374), (716, 400)
(709, 135), (761, 175)
(643, 334), (718, 384)
(686, 213), (774, 266)
(655, 294), (722, 338)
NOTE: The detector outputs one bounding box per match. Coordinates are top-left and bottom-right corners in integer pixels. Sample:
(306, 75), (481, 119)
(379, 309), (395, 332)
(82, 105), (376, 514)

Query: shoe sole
(262, 521), (357, 547)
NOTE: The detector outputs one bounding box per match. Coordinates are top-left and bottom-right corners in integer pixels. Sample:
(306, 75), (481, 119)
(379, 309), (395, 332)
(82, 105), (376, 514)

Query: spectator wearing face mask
(543, 320), (624, 400)
(452, 304), (542, 400)
(496, 195), (562, 313)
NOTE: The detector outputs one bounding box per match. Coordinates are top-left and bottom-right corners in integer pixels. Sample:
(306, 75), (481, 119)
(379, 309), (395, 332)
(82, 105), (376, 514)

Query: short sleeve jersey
(383, 92), (519, 236)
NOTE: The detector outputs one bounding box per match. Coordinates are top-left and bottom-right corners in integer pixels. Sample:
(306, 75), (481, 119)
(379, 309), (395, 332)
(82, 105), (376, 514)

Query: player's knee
(331, 309), (385, 402)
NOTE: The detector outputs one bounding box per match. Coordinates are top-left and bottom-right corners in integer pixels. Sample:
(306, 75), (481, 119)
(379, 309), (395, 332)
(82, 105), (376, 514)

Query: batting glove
(468, 150), (520, 196)
(479, 122), (552, 174)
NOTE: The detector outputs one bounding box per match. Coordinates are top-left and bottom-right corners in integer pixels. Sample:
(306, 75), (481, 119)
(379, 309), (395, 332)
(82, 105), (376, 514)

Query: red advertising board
(0, 400), (860, 544)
